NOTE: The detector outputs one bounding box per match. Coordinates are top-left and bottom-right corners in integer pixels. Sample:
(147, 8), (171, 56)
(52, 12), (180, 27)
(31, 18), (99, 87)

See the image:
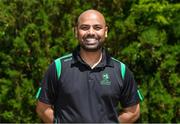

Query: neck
(80, 48), (102, 68)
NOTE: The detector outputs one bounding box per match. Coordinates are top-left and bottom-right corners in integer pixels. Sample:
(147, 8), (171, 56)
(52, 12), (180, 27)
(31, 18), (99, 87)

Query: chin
(81, 45), (102, 52)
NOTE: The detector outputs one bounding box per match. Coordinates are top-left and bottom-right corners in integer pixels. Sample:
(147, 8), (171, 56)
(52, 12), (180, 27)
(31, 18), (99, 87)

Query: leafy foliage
(0, 0), (179, 123)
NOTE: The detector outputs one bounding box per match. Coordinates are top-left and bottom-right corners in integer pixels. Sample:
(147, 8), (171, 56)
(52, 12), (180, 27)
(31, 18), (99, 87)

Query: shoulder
(54, 53), (73, 79)
(110, 57), (134, 79)
(110, 57), (126, 73)
(54, 53), (73, 66)
(45, 54), (73, 77)
(55, 53), (73, 63)
(110, 57), (125, 66)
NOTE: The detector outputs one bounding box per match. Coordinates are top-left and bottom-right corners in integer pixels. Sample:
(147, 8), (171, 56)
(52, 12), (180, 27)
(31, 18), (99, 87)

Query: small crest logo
(100, 73), (111, 85)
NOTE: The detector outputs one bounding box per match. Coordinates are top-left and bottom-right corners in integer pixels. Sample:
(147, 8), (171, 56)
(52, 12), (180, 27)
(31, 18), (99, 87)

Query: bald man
(36, 9), (140, 123)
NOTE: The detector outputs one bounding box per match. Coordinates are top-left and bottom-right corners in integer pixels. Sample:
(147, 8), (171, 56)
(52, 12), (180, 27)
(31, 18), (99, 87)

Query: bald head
(75, 9), (108, 52)
(77, 9), (106, 26)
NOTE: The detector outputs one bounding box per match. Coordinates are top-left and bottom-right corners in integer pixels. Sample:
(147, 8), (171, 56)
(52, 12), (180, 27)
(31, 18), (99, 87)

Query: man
(36, 9), (140, 123)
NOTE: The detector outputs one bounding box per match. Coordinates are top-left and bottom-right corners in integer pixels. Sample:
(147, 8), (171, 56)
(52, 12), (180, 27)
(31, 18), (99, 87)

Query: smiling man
(36, 9), (140, 123)
(76, 10), (107, 52)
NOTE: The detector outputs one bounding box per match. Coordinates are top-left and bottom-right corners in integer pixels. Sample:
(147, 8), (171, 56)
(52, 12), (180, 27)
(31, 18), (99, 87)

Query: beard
(79, 34), (104, 52)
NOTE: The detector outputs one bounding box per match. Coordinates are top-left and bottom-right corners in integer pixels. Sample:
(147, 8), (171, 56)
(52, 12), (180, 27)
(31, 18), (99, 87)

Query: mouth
(84, 38), (98, 44)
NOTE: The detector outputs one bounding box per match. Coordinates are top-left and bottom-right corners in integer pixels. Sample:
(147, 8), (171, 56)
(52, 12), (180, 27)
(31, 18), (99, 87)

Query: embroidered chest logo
(100, 73), (111, 85)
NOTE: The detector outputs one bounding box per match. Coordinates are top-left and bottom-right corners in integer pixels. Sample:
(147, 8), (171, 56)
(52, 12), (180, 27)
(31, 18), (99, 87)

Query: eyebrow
(79, 24), (103, 27)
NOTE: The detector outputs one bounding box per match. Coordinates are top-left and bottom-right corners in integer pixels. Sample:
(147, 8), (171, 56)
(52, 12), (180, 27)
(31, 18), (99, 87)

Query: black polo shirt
(38, 47), (140, 123)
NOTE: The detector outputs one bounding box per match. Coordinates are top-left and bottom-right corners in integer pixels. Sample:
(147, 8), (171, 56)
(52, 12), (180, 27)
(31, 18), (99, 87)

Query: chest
(58, 66), (123, 100)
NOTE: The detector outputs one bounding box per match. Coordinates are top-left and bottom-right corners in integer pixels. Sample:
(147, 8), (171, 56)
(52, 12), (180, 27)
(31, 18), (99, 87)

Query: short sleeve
(38, 62), (58, 105)
(119, 66), (140, 108)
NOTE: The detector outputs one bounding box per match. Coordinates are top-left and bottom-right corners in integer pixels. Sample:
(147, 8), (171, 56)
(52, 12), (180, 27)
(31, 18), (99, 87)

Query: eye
(94, 25), (102, 31)
(79, 25), (90, 30)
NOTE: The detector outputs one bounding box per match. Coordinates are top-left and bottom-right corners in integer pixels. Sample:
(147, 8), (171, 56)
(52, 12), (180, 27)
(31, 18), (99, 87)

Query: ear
(105, 26), (108, 38)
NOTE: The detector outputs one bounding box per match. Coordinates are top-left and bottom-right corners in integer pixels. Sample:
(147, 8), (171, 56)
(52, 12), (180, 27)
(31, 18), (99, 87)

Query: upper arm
(119, 66), (140, 108)
(118, 65), (141, 123)
(38, 62), (57, 105)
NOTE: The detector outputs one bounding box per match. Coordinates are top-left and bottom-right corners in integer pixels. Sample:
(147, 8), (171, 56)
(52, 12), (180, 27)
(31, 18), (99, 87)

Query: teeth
(86, 38), (96, 40)
(85, 38), (97, 44)
(83, 39), (96, 45)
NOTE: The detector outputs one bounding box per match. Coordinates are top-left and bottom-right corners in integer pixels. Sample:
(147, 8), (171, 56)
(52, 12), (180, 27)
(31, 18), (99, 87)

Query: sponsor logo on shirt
(100, 73), (111, 85)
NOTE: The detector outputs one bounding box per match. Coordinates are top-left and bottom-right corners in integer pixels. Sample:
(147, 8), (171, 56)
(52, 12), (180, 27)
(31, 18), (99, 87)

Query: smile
(85, 38), (98, 44)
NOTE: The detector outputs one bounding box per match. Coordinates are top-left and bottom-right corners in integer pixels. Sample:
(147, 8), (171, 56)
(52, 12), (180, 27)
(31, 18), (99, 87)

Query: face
(76, 10), (108, 52)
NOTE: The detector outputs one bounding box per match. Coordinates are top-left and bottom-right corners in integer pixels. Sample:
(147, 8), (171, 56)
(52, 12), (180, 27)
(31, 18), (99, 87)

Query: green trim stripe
(137, 89), (144, 101)
(35, 87), (42, 99)
(111, 57), (119, 63)
(59, 53), (72, 59)
(111, 57), (126, 80)
(35, 54), (72, 100)
(120, 62), (125, 80)
(55, 53), (72, 79)
(55, 58), (61, 79)
(64, 57), (72, 62)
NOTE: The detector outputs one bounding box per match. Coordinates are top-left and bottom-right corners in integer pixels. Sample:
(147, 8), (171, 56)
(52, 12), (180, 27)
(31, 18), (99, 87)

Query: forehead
(78, 11), (106, 26)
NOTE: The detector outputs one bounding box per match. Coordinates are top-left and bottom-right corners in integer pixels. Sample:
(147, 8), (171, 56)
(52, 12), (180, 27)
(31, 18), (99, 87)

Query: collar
(71, 46), (114, 68)
(91, 52), (102, 69)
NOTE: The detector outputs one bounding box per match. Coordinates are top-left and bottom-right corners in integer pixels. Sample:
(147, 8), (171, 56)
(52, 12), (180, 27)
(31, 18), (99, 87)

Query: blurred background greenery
(0, 0), (179, 123)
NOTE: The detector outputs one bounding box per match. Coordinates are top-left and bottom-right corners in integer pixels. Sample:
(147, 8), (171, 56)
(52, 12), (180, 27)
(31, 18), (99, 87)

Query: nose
(88, 27), (95, 35)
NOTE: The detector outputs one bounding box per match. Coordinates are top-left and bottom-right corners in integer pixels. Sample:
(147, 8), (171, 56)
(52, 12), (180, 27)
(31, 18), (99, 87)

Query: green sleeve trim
(35, 87), (42, 99)
(120, 62), (125, 80)
(137, 89), (144, 101)
(55, 58), (61, 80)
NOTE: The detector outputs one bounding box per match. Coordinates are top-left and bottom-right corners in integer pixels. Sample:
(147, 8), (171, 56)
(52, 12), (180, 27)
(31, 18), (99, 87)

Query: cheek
(98, 32), (106, 38)
(77, 31), (85, 39)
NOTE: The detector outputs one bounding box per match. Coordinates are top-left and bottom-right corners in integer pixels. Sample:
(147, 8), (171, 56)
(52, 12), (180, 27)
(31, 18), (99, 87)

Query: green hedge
(0, 0), (179, 122)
